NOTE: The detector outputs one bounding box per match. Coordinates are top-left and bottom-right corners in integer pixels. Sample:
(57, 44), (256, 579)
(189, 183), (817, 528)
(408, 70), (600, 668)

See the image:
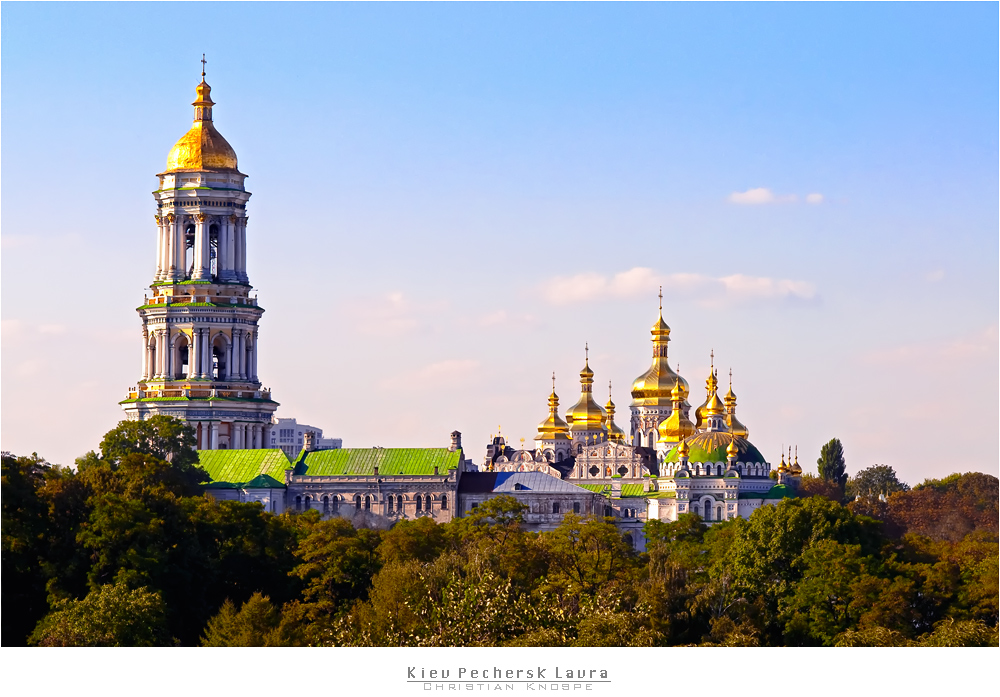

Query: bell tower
(120, 62), (278, 450)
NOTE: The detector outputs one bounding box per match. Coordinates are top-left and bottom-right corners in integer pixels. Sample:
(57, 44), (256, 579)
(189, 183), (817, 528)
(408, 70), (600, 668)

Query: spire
(724, 368), (749, 438)
(631, 290), (682, 407)
(568, 345), (606, 434)
(605, 380), (626, 443)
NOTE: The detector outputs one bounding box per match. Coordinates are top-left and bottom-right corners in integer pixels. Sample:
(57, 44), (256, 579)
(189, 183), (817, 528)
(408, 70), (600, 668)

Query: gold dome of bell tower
(631, 289), (687, 407)
(164, 57), (239, 173)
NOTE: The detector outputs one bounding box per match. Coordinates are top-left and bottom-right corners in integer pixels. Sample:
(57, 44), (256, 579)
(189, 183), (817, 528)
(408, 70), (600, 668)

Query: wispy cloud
(540, 267), (817, 307)
(728, 187), (797, 205)
(806, 193), (824, 205)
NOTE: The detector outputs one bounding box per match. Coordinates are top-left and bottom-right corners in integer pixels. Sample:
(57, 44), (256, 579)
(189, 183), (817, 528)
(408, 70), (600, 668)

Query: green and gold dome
(663, 432), (765, 464)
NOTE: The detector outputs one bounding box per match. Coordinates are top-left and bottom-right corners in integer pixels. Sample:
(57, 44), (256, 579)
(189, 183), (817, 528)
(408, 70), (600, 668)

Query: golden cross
(201, 54), (207, 78)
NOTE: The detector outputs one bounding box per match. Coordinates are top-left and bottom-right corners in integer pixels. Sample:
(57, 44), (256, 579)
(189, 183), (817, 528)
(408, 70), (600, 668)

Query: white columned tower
(120, 64), (278, 449)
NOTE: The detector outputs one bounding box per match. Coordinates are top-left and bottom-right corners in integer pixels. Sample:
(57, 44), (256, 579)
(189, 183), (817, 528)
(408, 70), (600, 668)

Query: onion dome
(723, 371), (750, 438)
(676, 439), (690, 458)
(726, 439), (739, 459)
(657, 378), (696, 443)
(777, 450), (789, 473)
(165, 71), (239, 173)
(663, 432), (766, 465)
(631, 292), (687, 407)
(567, 345), (607, 433)
(605, 382), (627, 443)
(694, 353), (720, 429)
(536, 373), (571, 442)
(790, 446), (802, 475)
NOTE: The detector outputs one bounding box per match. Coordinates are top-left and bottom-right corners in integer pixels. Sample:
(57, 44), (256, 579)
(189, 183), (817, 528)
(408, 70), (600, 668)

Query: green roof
(621, 483), (646, 498)
(199, 449), (291, 489)
(764, 484), (797, 499)
(293, 448), (461, 476)
(664, 433), (765, 465)
(579, 484), (610, 494)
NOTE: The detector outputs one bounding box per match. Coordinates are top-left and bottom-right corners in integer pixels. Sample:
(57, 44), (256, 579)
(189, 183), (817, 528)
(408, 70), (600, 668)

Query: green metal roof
(663, 433), (765, 465)
(293, 448), (461, 476)
(579, 483), (611, 494)
(199, 449), (291, 489)
(620, 483), (647, 498)
(763, 484), (797, 499)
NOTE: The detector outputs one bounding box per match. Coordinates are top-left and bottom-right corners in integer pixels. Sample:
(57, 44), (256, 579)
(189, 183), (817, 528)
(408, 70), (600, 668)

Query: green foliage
(846, 464), (909, 502)
(817, 438), (848, 489)
(379, 516), (446, 565)
(200, 593), (285, 646)
(29, 579), (169, 646)
(98, 416), (206, 488)
(542, 514), (635, 595)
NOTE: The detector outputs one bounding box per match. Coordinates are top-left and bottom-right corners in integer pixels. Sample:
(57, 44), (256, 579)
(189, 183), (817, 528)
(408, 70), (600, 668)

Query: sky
(2, 2), (997, 485)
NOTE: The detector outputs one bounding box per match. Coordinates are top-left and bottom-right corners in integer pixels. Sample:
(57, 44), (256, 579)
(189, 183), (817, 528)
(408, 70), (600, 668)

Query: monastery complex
(121, 71), (803, 550)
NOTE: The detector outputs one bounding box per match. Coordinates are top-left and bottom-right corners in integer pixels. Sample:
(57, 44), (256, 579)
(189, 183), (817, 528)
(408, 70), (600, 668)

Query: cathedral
(119, 69), (801, 546)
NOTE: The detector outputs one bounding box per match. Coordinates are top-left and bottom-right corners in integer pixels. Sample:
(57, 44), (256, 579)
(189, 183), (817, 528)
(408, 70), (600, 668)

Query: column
(154, 216), (165, 281)
(175, 215), (187, 280)
(226, 335), (233, 382)
(156, 329), (166, 378)
(210, 422), (219, 449)
(192, 214), (210, 280)
(251, 424), (260, 449)
(194, 422), (203, 450)
(202, 329), (212, 380)
(251, 329), (259, 382)
(220, 216), (236, 282)
(141, 329), (149, 379)
(165, 214), (179, 281)
(235, 329), (245, 380)
(236, 216), (248, 282)
(189, 329), (200, 379)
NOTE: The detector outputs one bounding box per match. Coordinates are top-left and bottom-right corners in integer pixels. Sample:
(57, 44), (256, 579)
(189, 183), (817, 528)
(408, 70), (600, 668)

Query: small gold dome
(165, 80), (239, 173)
(537, 386), (571, 442)
(631, 304), (687, 407)
(726, 440), (739, 458)
(677, 439), (690, 458)
(567, 349), (606, 433)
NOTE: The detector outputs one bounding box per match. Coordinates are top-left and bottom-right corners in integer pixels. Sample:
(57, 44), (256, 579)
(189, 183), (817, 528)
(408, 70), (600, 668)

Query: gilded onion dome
(631, 292), (687, 407)
(790, 446), (802, 475)
(658, 378), (696, 443)
(567, 346), (607, 433)
(165, 73), (239, 173)
(605, 382), (627, 443)
(723, 370), (750, 438)
(694, 353), (721, 429)
(726, 439), (740, 459)
(536, 374), (571, 442)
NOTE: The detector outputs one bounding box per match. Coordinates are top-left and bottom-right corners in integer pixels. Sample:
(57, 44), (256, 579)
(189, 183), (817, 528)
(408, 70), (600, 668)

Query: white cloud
(806, 193), (824, 204)
(540, 267), (817, 307)
(728, 187), (797, 205)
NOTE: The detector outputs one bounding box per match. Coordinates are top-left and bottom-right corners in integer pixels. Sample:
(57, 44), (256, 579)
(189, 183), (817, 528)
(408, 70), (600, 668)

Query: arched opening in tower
(184, 225), (195, 279)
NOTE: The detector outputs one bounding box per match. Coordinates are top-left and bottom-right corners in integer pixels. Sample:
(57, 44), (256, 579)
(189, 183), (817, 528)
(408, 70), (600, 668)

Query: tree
(798, 473), (846, 501)
(378, 516), (446, 565)
(99, 415), (201, 471)
(200, 593), (285, 646)
(543, 514), (635, 595)
(847, 464), (909, 502)
(885, 472), (998, 542)
(817, 438), (848, 490)
(28, 579), (170, 646)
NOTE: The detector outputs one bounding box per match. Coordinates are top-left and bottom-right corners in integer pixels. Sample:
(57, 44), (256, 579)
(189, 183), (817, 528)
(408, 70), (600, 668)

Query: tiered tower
(120, 65), (278, 449)
(630, 289), (687, 448)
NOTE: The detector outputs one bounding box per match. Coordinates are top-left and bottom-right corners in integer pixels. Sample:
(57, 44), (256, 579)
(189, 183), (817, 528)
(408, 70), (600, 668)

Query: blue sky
(2, 2), (997, 483)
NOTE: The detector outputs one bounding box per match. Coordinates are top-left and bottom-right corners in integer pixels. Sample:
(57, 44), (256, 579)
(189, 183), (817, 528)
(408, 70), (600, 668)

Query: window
(365, 495), (371, 511)
(295, 495), (302, 511)
(322, 495), (329, 514)
(703, 500), (712, 520)
(552, 502), (560, 514)
(398, 495), (404, 510)
(425, 495), (431, 511)
(441, 495), (448, 510)
(355, 495), (362, 511)
(387, 496), (393, 513)
(573, 502), (580, 514)
(416, 496), (422, 512)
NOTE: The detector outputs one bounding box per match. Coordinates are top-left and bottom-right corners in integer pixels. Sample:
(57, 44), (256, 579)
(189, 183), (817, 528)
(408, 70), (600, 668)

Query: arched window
(716, 506), (724, 521)
(398, 495), (404, 511)
(441, 494), (448, 510)
(703, 500), (712, 520)
(295, 495), (302, 511)
(184, 225), (195, 278)
(415, 496), (422, 512)
(553, 502), (560, 514)
(208, 224), (219, 277)
(304, 495), (312, 511)
(577, 444), (583, 454)
(355, 495), (362, 510)
(425, 495), (431, 511)
(573, 501), (580, 514)
(624, 533), (634, 549)
(648, 432), (655, 448)
(387, 496), (394, 513)
(365, 495), (372, 511)
(322, 495), (329, 514)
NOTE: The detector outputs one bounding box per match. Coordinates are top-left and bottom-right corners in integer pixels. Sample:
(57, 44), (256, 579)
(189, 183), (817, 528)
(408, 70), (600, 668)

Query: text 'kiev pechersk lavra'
(120, 67), (278, 449)
(483, 289), (803, 530)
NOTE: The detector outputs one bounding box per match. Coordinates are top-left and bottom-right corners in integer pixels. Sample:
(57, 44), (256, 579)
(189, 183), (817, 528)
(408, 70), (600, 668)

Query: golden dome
(693, 356), (720, 428)
(726, 439), (740, 459)
(723, 372), (750, 438)
(631, 299), (687, 407)
(791, 447), (802, 475)
(567, 347), (607, 433)
(536, 374), (571, 442)
(657, 378), (696, 443)
(676, 439), (690, 458)
(165, 79), (239, 173)
(605, 382), (627, 443)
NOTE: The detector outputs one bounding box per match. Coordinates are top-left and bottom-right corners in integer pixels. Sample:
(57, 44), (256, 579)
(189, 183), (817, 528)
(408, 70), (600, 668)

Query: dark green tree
(847, 464), (909, 502)
(817, 438), (848, 491)
(28, 579), (170, 646)
(200, 593), (285, 646)
(99, 415), (202, 472)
